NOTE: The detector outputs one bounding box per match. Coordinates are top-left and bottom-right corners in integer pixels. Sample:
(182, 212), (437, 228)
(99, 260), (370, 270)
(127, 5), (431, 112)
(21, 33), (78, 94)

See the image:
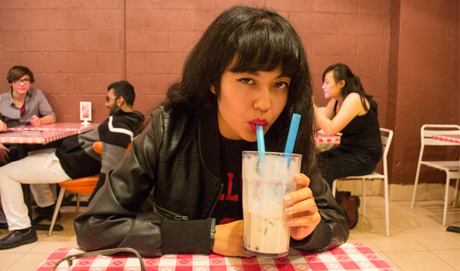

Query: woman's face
(322, 71), (344, 99)
(10, 75), (31, 95)
(211, 66), (291, 141)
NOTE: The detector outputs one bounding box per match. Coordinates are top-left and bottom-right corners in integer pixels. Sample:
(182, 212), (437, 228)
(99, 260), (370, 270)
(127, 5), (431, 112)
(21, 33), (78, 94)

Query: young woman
(75, 6), (348, 257)
(315, 63), (382, 228)
(0, 66), (56, 165)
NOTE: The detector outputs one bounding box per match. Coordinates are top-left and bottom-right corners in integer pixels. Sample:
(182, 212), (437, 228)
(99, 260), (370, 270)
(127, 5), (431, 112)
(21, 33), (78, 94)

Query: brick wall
(0, 0), (391, 124)
(1, 0), (458, 185)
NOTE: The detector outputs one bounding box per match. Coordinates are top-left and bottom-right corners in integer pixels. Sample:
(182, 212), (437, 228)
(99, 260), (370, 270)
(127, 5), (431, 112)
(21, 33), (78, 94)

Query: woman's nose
(254, 87), (271, 112)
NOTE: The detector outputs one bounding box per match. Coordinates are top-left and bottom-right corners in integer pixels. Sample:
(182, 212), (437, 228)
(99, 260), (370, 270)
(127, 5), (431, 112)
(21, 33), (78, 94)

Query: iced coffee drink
(242, 151), (301, 257)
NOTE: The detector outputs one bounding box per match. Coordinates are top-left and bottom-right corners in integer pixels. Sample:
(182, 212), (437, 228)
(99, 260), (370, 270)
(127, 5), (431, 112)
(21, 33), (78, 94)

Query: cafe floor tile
(431, 249), (460, 269)
(0, 197), (459, 271)
(384, 250), (458, 271)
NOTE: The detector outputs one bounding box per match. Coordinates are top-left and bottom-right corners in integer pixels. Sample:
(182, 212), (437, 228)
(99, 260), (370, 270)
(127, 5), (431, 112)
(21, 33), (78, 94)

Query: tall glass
(242, 151), (302, 257)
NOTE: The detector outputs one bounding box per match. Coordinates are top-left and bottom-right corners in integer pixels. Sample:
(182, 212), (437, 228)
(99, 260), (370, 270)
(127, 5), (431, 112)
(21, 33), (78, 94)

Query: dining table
(315, 132), (340, 152)
(0, 122), (99, 232)
(432, 133), (460, 144)
(1, 122), (99, 144)
(35, 243), (395, 271)
(432, 133), (460, 233)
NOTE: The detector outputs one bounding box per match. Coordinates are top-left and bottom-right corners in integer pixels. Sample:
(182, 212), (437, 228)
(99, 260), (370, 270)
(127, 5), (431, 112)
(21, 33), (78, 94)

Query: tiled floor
(0, 196), (459, 271)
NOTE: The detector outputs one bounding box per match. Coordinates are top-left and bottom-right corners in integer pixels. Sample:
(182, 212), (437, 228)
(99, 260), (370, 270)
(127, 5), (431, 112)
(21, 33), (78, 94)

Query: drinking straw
(284, 113), (301, 155)
(256, 125), (265, 153)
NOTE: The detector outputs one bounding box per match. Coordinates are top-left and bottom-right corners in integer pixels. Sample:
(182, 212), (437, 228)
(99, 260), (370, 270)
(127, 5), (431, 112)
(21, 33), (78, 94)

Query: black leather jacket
(75, 106), (349, 257)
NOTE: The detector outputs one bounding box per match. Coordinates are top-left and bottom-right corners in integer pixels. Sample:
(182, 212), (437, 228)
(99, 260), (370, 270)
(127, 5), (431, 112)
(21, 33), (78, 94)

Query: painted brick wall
(1, 0), (458, 185)
(388, 0), (460, 185)
(0, 0), (391, 125)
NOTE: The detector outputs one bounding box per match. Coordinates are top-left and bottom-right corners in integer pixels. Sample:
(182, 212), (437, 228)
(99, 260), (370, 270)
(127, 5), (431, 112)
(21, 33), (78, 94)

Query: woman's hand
(213, 220), (253, 258)
(284, 173), (321, 240)
(0, 143), (9, 164)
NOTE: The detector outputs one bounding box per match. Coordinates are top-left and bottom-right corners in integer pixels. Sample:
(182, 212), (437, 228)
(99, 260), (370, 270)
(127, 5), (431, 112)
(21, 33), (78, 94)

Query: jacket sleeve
(74, 108), (214, 257)
(289, 172), (349, 252)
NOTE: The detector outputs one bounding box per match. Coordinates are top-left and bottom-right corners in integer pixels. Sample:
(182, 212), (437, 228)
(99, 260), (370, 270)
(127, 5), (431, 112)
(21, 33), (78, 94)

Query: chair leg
(453, 179), (459, 207)
(48, 188), (66, 237)
(332, 180), (337, 197)
(362, 178), (366, 218)
(76, 193), (80, 213)
(411, 163), (422, 209)
(442, 173), (450, 226)
(384, 177), (390, 236)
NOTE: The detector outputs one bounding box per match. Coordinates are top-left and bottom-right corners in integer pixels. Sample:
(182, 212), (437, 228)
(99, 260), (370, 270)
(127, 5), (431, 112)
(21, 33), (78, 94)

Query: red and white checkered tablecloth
(315, 131), (341, 144)
(0, 130), (79, 144)
(8, 122), (99, 133)
(35, 243), (395, 271)
(316, 135), (341, 143)
(432, 134), (460, 144)
(1, 123), (100, 144)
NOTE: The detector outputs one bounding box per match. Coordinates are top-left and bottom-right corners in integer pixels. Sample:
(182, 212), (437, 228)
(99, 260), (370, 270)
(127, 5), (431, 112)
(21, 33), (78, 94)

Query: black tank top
(335, 99), (382, 162)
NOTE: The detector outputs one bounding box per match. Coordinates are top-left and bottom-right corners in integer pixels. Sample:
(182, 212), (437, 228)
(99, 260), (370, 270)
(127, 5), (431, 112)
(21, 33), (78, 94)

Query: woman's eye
(274, 81), (289, 88)
(237, 78), (253, 85)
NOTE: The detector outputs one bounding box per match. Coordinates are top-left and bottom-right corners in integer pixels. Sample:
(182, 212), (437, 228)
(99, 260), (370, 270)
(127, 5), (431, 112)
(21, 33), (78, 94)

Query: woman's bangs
(229, 25), (300, 78)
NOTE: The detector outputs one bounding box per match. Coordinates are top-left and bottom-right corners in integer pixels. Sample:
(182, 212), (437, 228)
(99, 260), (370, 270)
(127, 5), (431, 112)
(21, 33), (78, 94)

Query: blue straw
(284, 113), (301, 154)
(256, 125), (265, 153)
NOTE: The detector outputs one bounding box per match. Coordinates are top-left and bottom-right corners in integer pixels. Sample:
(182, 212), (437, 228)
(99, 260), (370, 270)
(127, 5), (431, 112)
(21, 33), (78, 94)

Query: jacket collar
(8, 88), (33, 107)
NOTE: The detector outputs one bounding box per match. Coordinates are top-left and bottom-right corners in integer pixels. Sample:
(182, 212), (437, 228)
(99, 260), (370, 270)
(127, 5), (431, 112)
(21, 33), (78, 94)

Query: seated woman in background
(75, 6), (348, 257)
(315, 63), (382, 229)
(0, 66), (56, 166)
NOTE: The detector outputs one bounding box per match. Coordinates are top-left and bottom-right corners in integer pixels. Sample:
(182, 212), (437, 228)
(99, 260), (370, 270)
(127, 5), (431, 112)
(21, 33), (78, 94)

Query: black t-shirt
(335, 100), (382, 162)
(211, 135), (256, 225)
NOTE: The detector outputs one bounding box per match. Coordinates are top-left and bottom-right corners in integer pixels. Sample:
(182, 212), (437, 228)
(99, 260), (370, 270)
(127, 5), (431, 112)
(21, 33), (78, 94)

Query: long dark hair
(322, 63), (378, 114)
(164, 6), (319, 176)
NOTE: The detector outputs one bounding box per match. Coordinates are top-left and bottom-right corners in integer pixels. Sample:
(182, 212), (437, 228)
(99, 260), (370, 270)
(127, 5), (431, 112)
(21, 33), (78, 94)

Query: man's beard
(109, 104), (119, 115)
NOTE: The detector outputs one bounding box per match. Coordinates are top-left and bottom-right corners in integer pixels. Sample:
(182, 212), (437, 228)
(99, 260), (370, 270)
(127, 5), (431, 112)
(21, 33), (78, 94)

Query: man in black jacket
(0, 80), (145, 250)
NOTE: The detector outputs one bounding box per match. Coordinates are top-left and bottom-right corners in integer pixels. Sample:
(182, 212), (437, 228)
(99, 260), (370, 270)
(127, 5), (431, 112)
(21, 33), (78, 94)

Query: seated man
(0, 65), (56, 166)
(0, 80), (145, 250)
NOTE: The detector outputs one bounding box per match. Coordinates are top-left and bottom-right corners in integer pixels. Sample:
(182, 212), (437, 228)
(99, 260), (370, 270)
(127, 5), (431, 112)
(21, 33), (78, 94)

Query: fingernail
(285, 207), (293, 214)
(284, 195), (292, 203)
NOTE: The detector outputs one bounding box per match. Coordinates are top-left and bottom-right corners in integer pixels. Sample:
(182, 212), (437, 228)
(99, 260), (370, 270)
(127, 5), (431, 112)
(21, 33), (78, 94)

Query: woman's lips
(249, 119), (267, 132)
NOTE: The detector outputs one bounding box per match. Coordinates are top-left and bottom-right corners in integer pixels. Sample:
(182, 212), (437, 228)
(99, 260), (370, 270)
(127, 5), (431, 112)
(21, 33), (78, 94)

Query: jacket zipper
(154, 204), (189, 221)
(153, 183), (223, 220)
(207, 183), (224, 217)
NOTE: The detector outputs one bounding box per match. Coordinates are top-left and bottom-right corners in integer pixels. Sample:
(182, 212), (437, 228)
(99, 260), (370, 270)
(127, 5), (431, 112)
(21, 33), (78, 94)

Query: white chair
(410, 124), (460, 226)
(332, 128), (393, 236)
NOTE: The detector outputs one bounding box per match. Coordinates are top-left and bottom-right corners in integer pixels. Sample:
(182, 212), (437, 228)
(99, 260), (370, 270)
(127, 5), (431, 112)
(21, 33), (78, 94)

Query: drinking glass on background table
(242, 151), (302, 257)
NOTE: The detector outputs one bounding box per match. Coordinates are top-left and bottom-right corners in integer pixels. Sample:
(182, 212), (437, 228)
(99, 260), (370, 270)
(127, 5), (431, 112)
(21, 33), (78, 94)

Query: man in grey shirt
(0, 66), (56, 165)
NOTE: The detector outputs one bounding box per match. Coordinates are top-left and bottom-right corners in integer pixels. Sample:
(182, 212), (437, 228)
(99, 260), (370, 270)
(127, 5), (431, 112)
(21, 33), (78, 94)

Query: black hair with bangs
(164, 6), (320, 176)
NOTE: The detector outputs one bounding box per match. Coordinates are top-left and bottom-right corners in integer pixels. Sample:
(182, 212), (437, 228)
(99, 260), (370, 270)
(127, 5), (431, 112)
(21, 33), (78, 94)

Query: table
(315, 132), (340, 152)
(35, 243), (395, 271)
(315, 132), (341, 143)
(1, 122), (99, 144)
(432, 133), (460, 233)
(0, 122), (99, 231)
(432, 134), (460, 144)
